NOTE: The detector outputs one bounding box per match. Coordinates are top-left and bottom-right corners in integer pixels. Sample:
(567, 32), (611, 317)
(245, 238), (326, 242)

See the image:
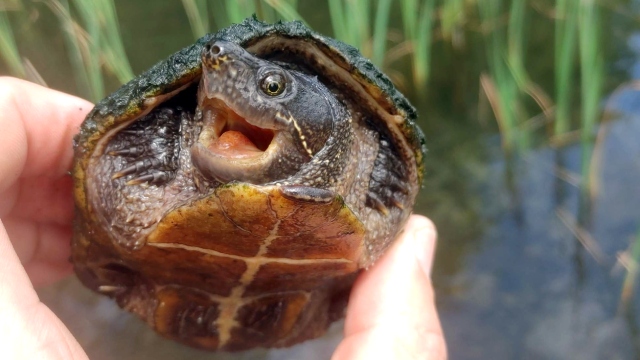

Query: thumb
(332, 215), (447, 360)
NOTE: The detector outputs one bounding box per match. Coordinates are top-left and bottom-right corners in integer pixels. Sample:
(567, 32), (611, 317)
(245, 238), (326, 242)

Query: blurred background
(1, 0), (640, 359)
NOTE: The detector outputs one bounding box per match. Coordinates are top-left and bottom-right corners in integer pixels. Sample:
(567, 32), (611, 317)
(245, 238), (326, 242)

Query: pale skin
(0, 77), (447, 359)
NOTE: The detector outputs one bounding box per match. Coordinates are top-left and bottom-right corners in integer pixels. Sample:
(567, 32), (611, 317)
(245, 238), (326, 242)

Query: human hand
(332, 214), (447, 360)
(0, 77), (91, 359)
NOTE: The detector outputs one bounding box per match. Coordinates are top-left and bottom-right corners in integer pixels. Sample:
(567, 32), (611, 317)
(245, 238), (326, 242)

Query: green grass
(0, 8), (25, 78)
(45, 0), (134, 101)
(401, 0), (435, 88)
(554, 0), (579, 135)
(441, 0), (465, 41)
(578, 0), (603, 197)
(182, 0), (209, 39)
(478, 0), (521, 151)
(47, 0), (99, 100)
(264, 0), (305, 24)
(621, 229), (640, 309)
(328, 0), (371, 57)
(0, 0), (605, 147)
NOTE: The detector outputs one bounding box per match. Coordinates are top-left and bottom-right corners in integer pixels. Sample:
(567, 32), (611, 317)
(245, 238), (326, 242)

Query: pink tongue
(208, 131), (263, 158)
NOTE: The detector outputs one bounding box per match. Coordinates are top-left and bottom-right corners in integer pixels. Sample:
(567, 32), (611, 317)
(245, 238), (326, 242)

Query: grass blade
(255, 0), (278, 23)
(263, 0), (306, 23)
(400, 0), (417, 42)
(578, 0), (603, 196)
(346, 0), (370, 54)
(225, 0), (254, 24)
(70, 0), (104, 99)
(96, 0), (134, 83)
(328, 0), (347, 43)
(440, 0), (465, 41)
(182, 0), (209, 39)
(478, 0), (519, 150)
(621, 229), (640, 308)
(554, 0), (579, 135)
(412, 0), (435, 88)
(0, 9), (25, 77)
(47, 0), (96, 99)
(372, 0), (392, 67)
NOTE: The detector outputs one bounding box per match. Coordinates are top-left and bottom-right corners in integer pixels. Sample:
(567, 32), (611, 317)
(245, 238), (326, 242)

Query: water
(3, 1), (640, 359)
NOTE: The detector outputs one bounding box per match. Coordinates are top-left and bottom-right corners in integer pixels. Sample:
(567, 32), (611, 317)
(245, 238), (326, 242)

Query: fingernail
(414, 226), (437, 278)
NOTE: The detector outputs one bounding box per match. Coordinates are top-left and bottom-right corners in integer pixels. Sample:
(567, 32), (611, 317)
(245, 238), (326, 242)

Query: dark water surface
(3, 1), (640, 359)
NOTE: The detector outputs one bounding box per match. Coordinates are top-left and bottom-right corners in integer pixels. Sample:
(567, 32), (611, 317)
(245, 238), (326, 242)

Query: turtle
(71, 17), (426, 351)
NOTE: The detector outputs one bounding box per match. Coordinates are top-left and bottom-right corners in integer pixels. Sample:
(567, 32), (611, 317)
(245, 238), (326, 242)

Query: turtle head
(192, 40), (337, 184)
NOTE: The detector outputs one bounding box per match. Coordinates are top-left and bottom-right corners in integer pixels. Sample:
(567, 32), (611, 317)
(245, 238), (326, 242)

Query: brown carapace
(72, 18), (424, 351)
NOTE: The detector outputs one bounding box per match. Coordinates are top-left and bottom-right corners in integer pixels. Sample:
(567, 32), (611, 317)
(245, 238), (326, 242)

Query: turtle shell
(72, 17), (426, 351)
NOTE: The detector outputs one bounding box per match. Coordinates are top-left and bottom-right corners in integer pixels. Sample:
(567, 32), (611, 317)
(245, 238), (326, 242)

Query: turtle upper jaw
(191, 97), (286, 184)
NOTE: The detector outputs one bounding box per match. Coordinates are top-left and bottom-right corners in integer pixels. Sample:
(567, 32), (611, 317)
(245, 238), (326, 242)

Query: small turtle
(71, 17), (426, 351)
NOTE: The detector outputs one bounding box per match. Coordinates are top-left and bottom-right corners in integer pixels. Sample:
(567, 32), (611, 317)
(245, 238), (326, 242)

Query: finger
(332, 215), (447, 360)
(0, 174), (75, 225)
(2, 217), (74, 287)
(0, 77), (92, 193)
(0, 221), (88, 359)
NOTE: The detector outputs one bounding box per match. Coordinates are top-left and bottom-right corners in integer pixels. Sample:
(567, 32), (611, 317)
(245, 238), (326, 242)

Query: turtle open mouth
(191, 98), (283, 184)
(199, 98), (275, 159)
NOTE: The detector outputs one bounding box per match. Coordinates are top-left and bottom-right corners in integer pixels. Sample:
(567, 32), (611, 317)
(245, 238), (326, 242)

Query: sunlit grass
(0, 8), (25, 77)
(578, 0), (603, 197)
(328, 0), (371, 57)
(0, 0), (604, 147)
(90, 0), (134, 84)
(182, 0), (209, 39)
(264, 0), (305, 24)
(401, 0), (435, 88)
(45, 0), (134, 101)
(554, 0), (579, 135)
(478, 1), (553, 151)
(47, 0), (98, 100)
(620, 229), (640, 309)
(478, 0), (521, 151)
(371, 0), (392, 67)
(223, 0), (256, 25)
(441, 0), (465, 41)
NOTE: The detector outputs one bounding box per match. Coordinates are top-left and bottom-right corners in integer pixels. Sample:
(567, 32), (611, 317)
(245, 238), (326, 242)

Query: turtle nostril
(211, 45), (221, 55)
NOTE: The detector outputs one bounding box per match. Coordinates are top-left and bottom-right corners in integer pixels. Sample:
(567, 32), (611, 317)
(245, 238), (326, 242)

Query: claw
(366, 193), (389, 215)
(120, 128), (147, 136)
(126, 171), (170, 185)
(391, 198), (404, 210)
(112, 158), (162, 180)
(109, 144), (147, 157)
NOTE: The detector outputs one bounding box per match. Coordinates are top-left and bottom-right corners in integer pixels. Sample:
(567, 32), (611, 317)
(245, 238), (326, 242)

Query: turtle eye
(260, 73), (286, 96)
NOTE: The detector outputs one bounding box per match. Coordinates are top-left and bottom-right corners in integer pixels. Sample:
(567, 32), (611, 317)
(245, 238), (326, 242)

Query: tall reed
(328, 0), (371, 57)
(404, 0), (435, 88)
(182, 0), (209, 39)
(554, 0), (579, 135)
(48, 0), (98, 100)
(440, 0), (465, 42)
(578, 0), (603, 196)
(0, 8), (25, 77)
(47, 0), (134, 100)
(264, 0), (304, 23)
(371, 0), (392, 67)
(621, 229), (640, 308)
(478, 0), (520, 150)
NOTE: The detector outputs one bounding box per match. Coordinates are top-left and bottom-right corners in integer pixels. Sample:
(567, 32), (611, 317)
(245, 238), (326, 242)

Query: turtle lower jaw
(191, 132), (287, 184)
(191, 99), (282, 184)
